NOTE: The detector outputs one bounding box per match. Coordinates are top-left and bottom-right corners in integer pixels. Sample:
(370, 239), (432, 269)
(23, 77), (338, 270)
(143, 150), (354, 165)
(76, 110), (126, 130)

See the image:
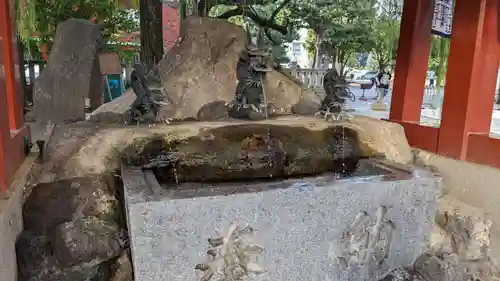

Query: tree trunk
(313, 33), (322, 68)
(197, 0), (217, 17)
(17, 36), (28, 109)
(140, 0), (164, 71)
(436, 37), (448, 87)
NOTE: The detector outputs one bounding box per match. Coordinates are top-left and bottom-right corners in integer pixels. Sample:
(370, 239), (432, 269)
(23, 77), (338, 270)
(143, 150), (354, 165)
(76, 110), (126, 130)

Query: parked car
(345, 69), (362, 80)
(353, 70), (378, 81)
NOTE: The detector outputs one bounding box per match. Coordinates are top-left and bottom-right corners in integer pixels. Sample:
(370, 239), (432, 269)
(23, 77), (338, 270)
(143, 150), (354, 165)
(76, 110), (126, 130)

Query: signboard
(431, 0), (453, 38)
(98, 52), (122, 75)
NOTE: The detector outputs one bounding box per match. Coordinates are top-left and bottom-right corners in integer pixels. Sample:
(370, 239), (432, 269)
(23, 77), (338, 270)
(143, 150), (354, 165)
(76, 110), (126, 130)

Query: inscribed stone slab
(33, 18), (101, 123)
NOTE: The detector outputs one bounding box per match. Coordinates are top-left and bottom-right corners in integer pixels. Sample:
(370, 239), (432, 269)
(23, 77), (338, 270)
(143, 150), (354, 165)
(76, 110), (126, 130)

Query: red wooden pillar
(0, 54), (10, 193)
(389, 0), (434, 122)
(0, 0), (30, 193)
(437, 0), (499, 159)
(0, 0), (23, 130)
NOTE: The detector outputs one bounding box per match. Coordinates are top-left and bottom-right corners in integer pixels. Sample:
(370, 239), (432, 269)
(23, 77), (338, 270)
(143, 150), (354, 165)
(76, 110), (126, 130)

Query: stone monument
(33, 18), (102, 123)
(123, 159), (442, 281)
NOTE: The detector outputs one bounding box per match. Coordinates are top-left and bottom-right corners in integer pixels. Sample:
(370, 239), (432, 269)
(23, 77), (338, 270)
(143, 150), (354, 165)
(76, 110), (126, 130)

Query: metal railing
(422, 87), (444, 109)
(285, 67), (447, 109)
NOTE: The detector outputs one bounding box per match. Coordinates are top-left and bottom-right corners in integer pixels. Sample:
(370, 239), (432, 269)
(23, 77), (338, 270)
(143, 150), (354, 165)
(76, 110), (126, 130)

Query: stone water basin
(122, 159), (441, 281)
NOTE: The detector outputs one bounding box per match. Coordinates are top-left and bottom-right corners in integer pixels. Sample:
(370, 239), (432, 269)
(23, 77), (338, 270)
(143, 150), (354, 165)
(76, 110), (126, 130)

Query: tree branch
(265, 28), (280, 45)
(217, 6), (244, 19)
(217, 0), (290, 35)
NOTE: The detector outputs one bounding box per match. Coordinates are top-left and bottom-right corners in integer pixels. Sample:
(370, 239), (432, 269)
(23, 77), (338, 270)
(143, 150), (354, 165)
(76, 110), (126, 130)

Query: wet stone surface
(121, 124), (364, 183)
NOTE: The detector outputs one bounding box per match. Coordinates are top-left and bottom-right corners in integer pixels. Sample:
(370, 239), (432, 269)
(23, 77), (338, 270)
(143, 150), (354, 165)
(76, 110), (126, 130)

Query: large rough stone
(379, 252), (500, 281)
(18, 175), (125, 281)
(263, 70), (320, 113)
(23, 176), (118, 233)
(51, 216), (125, 267)
(123, 163), (442, 281)
(16, 231), (104, 281)
(389, 195), (500, 281)
(59, 116), (414, 179)
(435, 196), (492, 261)
(413, 148), (500, 263)
(89, 90), (136, 124)
(412, 252), (499, 281)
(345, 116), (414, 164)
(155, 17), (319, 120)
(109, 252), (134, 281)
(156, 17), (246, 120)
(33, 18), (102, 124)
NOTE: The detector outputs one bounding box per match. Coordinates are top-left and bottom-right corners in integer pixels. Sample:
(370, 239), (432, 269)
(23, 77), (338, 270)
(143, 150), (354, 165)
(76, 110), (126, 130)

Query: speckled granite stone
(123, 163), (442, 281)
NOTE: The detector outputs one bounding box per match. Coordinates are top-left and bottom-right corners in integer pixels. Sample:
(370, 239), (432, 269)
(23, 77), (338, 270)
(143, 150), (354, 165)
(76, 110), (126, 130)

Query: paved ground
(346, 86), (500, 135)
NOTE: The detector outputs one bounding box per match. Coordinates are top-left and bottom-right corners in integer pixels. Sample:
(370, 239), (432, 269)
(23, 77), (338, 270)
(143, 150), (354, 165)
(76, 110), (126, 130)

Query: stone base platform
(122, 159), (442, 281)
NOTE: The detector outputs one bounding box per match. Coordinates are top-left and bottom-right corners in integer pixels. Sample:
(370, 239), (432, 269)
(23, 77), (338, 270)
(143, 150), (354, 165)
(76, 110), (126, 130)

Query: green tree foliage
(15, 0), (139, 57)
(370, 0), (402, 72)
(211, 0), (299, 64)
(288, 0), (377, 73)
(428, 35), (450, 87)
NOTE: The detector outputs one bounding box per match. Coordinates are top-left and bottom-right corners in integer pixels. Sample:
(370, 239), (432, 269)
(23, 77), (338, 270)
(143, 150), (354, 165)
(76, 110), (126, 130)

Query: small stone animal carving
(229, 48), (273, 120)
(316, 68), (350, 120)
(125, 64), (161, 124)
(195, 223), (266, 281)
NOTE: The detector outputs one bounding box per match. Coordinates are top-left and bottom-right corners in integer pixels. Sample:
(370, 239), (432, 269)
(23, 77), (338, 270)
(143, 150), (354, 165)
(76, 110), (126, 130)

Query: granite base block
(123, 164), (442, 281)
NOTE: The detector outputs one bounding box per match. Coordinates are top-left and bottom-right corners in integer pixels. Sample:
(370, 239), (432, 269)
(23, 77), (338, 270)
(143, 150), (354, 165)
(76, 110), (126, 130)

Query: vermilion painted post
(0, 71), (10, 193)
(0, 0), (11, 192)
(0, 0), (24, 130)
(0, 0), (30, 193)
(389, 0), (434, 122)
(437, 0), (499, 159)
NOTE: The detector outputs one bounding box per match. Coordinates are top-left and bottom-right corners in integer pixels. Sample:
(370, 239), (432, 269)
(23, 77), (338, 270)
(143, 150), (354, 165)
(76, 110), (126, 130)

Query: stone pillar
(33, 19), (101, 124)
(162, 1), (181, 53)
(389, 0), (434, 122)
(437, 0), (499, 159)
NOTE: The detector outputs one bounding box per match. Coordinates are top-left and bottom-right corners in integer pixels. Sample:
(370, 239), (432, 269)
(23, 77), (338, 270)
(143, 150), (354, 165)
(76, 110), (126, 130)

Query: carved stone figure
(195, 223), (266, 281)
(337, 206), (395, 275)
(316, 68), (351, 120)
(229, 48), (273, 120)
(125, 64), (160, 124)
